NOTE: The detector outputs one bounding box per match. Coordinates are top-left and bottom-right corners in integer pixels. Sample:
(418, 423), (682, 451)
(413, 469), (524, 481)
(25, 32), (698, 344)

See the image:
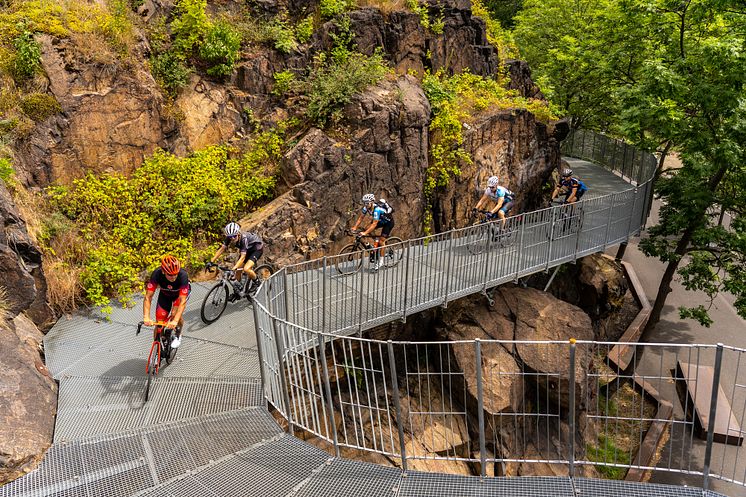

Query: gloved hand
(206, 262), (216, 270)
(471, 207), (478, 215)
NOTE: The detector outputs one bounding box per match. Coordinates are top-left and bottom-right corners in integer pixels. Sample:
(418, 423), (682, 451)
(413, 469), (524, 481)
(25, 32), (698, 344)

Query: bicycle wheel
(254, 264), (273, 284)
(335, 243), (364, 275)
(144, 342), (159, 402)
(200, 283), (229, 324)
(162, 333), (176, 365)
(382, 237), (404, 268)
(467, 223), (490, 255)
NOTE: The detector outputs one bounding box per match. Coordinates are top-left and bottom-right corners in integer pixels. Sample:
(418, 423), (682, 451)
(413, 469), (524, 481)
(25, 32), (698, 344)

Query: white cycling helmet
(561, 168), (573, 177)
(362, 193), (375, 204)
(224, 222), (241, 237)
(487, 176), (499, 188)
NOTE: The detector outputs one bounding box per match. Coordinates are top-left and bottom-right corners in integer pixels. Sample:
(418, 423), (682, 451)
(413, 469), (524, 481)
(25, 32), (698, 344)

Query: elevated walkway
(5, 131), (734, 496)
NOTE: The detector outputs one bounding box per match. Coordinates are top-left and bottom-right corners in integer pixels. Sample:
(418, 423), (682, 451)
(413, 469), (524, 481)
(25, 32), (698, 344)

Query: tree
(513, 0), (746, 330)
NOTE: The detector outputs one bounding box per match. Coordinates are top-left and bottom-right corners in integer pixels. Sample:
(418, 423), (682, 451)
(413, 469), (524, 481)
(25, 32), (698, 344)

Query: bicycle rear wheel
(200, 283), (229, 324)
(467, 224), (490, 255)
(382, 237), (404, 268)
(335, 243), (363, 275)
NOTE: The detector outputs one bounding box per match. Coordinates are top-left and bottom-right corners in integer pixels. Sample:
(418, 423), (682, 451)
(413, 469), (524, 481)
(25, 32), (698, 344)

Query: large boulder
(0, 316), (57, 484)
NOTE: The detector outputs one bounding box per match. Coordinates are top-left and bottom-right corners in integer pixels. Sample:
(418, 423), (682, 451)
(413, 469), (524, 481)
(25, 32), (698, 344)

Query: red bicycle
(137, 321), (177, 402)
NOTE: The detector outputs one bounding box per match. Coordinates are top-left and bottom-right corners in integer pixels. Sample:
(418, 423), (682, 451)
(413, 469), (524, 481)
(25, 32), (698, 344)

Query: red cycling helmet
(160, 254), (181, 275)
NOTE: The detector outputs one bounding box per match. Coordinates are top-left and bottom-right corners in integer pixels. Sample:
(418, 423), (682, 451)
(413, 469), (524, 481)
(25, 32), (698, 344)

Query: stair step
(1, 408), (282, 497)
(55, 376), (264, 442)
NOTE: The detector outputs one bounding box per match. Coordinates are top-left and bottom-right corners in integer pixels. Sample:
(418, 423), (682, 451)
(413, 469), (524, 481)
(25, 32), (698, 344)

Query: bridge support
(544, 265), (561, 292)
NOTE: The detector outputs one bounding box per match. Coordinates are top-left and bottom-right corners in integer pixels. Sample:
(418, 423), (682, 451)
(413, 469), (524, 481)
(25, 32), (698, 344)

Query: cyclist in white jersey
(473, 176), (515, 229)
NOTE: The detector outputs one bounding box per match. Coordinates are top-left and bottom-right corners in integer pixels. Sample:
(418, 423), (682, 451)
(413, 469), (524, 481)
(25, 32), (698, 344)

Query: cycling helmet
(487, 176), (499, 187)
(224, 222), (241, 237)
(362, 193), (375, 204)
(160, 254), (180, 275)
(561, 168), (573, 177)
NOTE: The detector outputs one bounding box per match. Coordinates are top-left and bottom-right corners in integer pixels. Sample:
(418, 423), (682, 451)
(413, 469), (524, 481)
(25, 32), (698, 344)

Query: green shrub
(0, 158), (13, 183)
(11, 29), (42, 82)
(150, 50), (191, 96)
(50, 135), (282, 307)
(265, 18), (297, 53)
(320, 0), (354, 19)
(170, 0), (209, 55)
(272, 70), (296, 96)
(199, 21), (241, 77)
(406, 0), (430, 30)
(471, 0), (519, 59)
(19, 92), (61, 121)
(302, 49), (388, 126)
(0, 119), (18, 136)
(295, 16), (314, 44)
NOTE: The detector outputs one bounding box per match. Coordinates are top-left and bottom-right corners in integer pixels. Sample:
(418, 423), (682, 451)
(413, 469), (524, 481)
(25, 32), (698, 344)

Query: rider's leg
(499, 202), (513, 229)
(155, 304), (169, 341)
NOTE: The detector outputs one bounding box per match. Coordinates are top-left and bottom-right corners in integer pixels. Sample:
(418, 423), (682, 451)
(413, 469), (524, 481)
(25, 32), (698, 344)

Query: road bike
(466, 210), (520, 255)
(200, 263), (274, 324)
(137, 321), (177, 402)
(335, 230), (404, 275)
(547, 199), (584, 240)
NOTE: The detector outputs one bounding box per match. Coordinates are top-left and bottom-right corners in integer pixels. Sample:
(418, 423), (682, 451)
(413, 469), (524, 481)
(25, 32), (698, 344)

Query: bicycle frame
(137, 321), (174, 375)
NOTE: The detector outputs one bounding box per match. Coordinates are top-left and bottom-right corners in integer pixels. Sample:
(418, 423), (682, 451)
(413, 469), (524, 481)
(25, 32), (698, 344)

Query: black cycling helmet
(561, 168), (573, 177)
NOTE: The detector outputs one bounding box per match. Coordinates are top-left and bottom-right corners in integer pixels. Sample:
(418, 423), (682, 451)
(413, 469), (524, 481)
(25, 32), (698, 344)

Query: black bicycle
(335, 230), (404, 275)
(200, 263), (274, 323)
(466, 210), (520, 255)
(547, 199), (584, 239)
(137, 321), (176, 402)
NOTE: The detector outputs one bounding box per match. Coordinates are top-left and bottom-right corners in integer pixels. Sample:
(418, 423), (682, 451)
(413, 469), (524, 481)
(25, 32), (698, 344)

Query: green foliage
(265, 17), (297, 53)
(272, 70), (296, 96)
(150, 51), (191, 96)
(19, 92), (61, 121)
(10, 28), (41, 82)
(0, 157), (13, 183)
(481, 0), (522, 28)
(170, 0), (208, 55)
(199, 21), (241, 77)
(421, 69), (556, 232)
(295, 16), (314, 44)
(320, 0), (354, 19)
(586, 434), (630, 480)
(50, 134), (283, 307)
(471, 0), (518, 59)
(406, 0), (431, 30)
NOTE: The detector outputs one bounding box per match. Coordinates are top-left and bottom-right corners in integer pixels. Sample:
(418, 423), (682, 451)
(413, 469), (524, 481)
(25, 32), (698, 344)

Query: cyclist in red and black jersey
(143, 255), (191, 348)
(209, 222), (264, 295)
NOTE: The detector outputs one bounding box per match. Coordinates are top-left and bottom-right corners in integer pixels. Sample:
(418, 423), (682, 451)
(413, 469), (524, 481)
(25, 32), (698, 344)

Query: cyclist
(143, 255), (191, 349)
(351, 193), (395, 271)
(473, 176), (514, 229)
(552, 168), (588, 204)
(209, 222), (264, 297)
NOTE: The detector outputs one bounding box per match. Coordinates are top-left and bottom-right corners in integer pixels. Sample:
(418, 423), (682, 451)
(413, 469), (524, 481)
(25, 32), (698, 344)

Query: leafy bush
(0, 158), (13, 183)
(199, 21), (241, 77)
(170, 0), (209, 55)
(471, 0), (519, 59)
(49, 133), (283, 307)
(272, 70), (296, 96)
(10, 29), (42, 82)
(150, 50), (191, 96)
(320, 0), (354, 19)
(301, 49), (388, 126)
(295, 16), (314, 44)
(19, 92), (61, 121)
(265, 17), (297, 53)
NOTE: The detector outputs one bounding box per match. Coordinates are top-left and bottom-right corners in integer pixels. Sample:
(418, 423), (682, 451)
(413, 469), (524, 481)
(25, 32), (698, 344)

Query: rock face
(241, 75), (431, 264)
(0, 315), (57, 484)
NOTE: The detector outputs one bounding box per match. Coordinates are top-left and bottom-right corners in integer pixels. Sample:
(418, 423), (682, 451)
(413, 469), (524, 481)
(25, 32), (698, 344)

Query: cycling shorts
(499, 201), (514, 214)
(241, 247), (263, 265)
(378, 219), (394, 238)
(565, 189), (586, 201)
(155, 284), (192, 322)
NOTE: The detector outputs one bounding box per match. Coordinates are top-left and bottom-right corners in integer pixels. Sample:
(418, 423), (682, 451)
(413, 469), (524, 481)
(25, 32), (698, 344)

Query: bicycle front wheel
(383, 237), (404, 268)
(467, 224), (489, 255)
(200, 283), (229, 324)
(145, 342), (159, 402)
(335, 244), (363, 275)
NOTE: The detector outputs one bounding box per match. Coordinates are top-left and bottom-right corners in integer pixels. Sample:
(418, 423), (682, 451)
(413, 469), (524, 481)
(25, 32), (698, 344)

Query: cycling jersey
(560, 177), (588, 193)
(222, 231), (264, 254)
(147, 268), (190, 299)
(362, 205), (393, 225)
(484, 186), (514, 203)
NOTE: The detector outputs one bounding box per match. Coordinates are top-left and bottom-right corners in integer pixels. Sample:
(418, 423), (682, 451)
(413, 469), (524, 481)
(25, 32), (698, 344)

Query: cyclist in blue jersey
(351, 193), (395, 271)
(552, 168), (588, 204)
(473, 176), (515, 229)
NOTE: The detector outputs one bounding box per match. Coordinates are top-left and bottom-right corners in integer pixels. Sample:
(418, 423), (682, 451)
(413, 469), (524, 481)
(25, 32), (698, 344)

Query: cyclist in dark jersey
(209, 222), (264, 295)
(552, 168), (588, 204)
(143, 255), (191, 348)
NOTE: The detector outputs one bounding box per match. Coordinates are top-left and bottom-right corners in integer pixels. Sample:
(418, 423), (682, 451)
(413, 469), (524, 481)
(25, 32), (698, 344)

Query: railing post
(282, 268), (290, 321)
(703, 343), (724, 491)
(357, 255), (365, 336)
(546, 207), (557, 269)
(568, 338), (577, 479)
(318, 333), (339, 457)
(513, 215), (526, 283)
(400, 242), (411, 322)
(387, 341), (408, 472)
(603, 193), (615, 248)
(481, 220), (495, 293)
(442, 231), (455, 307)
(322, 257), (327, 333)
(252, 304), (268, 407)
(475, 339), (487, 478)
(626, 188), (638, 239)
(273, 319), (294, 435)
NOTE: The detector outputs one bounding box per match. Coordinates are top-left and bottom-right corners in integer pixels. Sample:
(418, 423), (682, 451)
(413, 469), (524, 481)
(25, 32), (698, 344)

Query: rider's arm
(169, 293), (188, 327)
(352, 212), (365, 231)
(142, 288), (155, 324)
(232, 252), (247, 270)
(362, 219), (379, 236)
(490, 197), (505, 215)
(551, 185), (561, 200)
(475, 194), (489, 211)
(567, 186), (578, 203)
(210, 244), (226, 263)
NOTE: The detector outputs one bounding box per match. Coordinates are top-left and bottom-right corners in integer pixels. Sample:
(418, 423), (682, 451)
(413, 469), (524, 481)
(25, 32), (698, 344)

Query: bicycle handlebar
(137, 321), (176, 335)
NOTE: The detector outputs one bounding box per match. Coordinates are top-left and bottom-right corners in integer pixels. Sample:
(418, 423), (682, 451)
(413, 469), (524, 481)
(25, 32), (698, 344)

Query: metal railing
(246, 131), (746, 490)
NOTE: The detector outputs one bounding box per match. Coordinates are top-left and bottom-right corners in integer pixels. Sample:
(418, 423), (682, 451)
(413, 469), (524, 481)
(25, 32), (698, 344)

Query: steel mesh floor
(397, 472), (575, 497)
(293, 458), (402, 497)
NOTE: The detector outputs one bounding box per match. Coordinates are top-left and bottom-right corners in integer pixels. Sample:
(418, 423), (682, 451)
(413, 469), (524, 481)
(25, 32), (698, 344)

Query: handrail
(248, 131), (746, 493)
